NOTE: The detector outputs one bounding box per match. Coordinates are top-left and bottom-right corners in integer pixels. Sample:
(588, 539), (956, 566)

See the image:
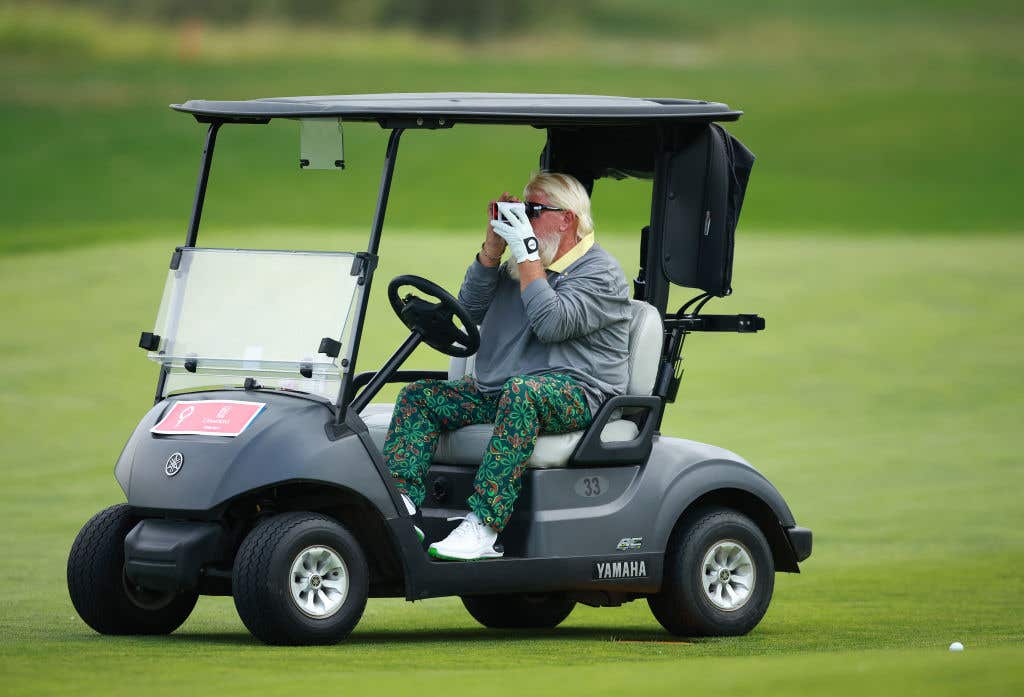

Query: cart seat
(360, 300), (662, 469)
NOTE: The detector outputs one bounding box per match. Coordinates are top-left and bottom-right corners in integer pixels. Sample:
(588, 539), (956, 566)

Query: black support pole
(153, 122), (221, 404)
(335, 128), (405, 423)
(349, 332), (422, 416)
(184, 121), (222, 248)
(153, 364), (170, 406)
(645, 126), (671, 316)
(366, 128), (404, 255)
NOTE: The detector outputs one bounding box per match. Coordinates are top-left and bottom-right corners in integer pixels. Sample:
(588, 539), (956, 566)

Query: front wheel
(461, 593), (576, 629)
(232, 513), (369, 645)
(67, 504), (198, 635)
(648, 508), (774, 637)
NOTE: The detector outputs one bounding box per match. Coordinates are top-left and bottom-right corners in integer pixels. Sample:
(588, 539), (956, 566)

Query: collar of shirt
(546, 232), (595, 273)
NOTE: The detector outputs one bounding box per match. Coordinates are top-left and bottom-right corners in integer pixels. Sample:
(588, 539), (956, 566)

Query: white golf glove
(490, 202), (540, 263)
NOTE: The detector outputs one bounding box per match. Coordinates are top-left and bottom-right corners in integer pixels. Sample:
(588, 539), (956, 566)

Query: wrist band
(479, 243), (502, 262)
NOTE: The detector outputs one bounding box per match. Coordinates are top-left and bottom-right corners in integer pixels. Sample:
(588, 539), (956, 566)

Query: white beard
(504, 232), (562, 281)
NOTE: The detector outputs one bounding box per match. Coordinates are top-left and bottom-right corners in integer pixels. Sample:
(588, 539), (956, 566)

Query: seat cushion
(445, 301), (661, 422)
(360, 404), (639, 469)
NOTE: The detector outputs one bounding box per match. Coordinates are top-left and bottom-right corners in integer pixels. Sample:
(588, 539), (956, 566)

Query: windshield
(149, 248), (359, 399)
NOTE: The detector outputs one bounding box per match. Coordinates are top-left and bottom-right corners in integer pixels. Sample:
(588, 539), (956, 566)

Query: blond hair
(523, 172), (594, 240)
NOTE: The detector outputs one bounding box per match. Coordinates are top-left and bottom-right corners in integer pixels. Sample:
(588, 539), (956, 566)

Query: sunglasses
(523, 201), (565, 219)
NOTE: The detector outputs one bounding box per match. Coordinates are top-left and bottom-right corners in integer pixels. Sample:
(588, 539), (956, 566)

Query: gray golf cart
(66, 94), (812, 645)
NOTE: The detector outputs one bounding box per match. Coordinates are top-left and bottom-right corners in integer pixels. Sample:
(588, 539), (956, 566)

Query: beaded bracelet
(479, 243), (502, 263)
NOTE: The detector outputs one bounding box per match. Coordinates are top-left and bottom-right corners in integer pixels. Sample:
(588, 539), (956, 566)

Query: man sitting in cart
(383, 172), (632, 560)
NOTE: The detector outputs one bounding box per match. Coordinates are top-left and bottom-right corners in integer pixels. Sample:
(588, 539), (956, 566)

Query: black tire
(461, 593), (576, 629)
(67, 504), (198, 635)
(648, 507), (774, 637)
(232, 512), (369, 646)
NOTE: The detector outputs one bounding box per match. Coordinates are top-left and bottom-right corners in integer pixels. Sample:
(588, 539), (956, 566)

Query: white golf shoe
(400, 493), (424, 543)
(428, 512), (503, 561)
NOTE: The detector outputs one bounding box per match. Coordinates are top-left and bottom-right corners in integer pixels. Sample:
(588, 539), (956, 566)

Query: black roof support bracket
(378, 117), (454, 130)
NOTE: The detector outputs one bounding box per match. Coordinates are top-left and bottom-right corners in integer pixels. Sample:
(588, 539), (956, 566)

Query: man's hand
(490, 202), (540, 263)
(480, 192), (514, 266)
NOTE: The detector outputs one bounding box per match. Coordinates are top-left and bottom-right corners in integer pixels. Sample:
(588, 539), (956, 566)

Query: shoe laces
(445, 514), (486, 543)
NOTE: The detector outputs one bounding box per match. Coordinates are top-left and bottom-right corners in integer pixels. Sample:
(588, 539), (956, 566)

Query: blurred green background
(3, 0), (1023, 253)
(1, 1), (1022, 696)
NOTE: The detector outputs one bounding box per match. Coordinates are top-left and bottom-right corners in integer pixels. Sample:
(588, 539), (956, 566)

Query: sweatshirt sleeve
(457, 256), (501, 325)
(520, 267), (631, 344)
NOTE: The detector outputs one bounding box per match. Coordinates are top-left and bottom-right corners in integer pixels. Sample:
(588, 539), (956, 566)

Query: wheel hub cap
(288, 545), (348, 619)
(701, 539), (755, 612)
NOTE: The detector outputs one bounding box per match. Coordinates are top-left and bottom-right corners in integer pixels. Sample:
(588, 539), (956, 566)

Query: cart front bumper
(124, 519), (226, 593)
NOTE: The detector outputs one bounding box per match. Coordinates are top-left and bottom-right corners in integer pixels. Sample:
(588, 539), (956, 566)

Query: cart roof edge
(170, 92), (742, 125)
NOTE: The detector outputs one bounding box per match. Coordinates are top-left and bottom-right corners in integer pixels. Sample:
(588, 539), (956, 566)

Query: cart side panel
(115, 391), (397, 517)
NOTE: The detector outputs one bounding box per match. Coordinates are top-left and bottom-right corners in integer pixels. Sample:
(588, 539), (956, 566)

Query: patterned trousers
(383, 373), (592, 531)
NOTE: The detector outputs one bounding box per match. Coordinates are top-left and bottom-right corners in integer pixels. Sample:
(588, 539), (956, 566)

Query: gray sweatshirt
(457, 243), (632, 416)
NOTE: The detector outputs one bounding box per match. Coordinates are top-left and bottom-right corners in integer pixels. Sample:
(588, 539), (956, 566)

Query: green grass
(0, 230), (1022, 695)
(1, 3), (1023, 254)
(1, 2), (1022, 693)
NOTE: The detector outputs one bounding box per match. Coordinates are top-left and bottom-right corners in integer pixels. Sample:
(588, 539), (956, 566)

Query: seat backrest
(448, 300), (663, 396)
(448, 345), (478, 381)
(626, 299), (663, 395)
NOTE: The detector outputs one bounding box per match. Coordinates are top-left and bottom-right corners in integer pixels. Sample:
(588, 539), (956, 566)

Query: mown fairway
(1, 230), (1022, 695)
(2, 1), (1023, 694)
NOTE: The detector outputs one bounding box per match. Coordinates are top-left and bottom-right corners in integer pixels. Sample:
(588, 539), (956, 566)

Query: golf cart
(67, 94), (812, 645)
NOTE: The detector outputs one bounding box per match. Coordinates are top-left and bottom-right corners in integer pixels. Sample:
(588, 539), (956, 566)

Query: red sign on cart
(150, 400), (266, 437)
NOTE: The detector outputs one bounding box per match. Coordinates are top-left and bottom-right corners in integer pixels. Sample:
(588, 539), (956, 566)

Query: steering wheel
(387, 275), (480, 358)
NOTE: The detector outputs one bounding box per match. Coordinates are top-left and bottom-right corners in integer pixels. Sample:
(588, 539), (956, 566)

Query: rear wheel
(232, 512), (368, 645)
(67, 504), (198, 635)
(461, 593), (576, 629)
(648, 507), (774, 637)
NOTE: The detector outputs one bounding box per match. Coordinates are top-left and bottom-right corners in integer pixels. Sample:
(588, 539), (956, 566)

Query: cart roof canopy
(171, 92), (741, 126)
(169, 91), (754, 303)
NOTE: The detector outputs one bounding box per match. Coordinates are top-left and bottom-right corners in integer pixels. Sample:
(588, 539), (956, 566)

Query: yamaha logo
(593, 560), (648, 580)
(165, 452), (184, 477)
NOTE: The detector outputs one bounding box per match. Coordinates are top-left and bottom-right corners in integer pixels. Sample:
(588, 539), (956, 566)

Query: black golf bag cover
(660, 124), (754, 297)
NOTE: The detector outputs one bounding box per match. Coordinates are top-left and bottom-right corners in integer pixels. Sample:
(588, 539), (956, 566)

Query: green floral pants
(383, 373), (592, 531)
